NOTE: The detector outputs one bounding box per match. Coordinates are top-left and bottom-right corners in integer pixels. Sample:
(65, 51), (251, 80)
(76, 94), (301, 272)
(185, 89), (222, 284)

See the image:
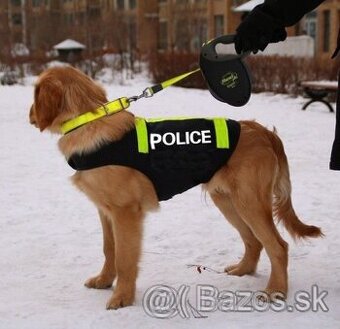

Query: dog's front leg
(85, 210), (116, 289)
(106, 204), (144, 310)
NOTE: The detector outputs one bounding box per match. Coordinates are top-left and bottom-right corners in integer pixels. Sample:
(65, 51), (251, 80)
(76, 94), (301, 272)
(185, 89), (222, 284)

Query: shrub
(245, 55), (338, 95)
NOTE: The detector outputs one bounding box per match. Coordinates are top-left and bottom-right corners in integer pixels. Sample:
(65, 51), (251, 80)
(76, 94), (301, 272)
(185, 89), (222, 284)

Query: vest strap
(135, 118), (149, 154)
(213, 118), (229, 149)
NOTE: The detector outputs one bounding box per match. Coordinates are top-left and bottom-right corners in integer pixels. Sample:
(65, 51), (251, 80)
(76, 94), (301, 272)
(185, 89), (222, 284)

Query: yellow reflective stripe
(160, 68), (201, 89)
(135, 118), (149, 154)
(60, 97), (130, 134)
(213, 118), (229, 149)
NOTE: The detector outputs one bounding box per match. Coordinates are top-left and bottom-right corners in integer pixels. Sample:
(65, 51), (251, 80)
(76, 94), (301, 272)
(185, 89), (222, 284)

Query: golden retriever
(29, 66), (322, 310)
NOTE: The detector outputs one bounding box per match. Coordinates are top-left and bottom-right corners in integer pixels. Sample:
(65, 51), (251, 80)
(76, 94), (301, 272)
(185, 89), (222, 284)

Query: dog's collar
(60, 68), (202, 135)
(60, 97), (130, 134)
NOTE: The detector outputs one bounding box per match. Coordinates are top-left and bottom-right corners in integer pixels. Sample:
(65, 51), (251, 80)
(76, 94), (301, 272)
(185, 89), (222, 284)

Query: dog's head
(30, 66), (107, 133)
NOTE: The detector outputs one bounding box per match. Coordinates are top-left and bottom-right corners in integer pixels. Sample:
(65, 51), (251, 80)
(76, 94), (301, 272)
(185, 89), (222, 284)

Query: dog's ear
(63, 73), (107, 113)
(34, 77), (63, 131)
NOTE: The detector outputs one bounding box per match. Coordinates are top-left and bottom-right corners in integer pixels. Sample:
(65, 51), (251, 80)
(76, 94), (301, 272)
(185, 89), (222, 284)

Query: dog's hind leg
(85, 210), (116, 289)
(210, 192), (263, 276)
(230, 185), (289, 299)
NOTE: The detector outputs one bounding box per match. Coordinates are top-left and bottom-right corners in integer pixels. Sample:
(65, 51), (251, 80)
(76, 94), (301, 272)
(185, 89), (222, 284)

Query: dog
(29, 66), (322, 310)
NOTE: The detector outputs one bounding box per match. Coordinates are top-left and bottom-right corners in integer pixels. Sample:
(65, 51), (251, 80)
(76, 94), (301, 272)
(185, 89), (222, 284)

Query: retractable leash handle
(200, 34), (252, 107)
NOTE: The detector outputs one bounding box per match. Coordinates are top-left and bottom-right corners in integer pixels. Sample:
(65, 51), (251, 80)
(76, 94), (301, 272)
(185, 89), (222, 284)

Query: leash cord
(187, 264), (226, 274)
(127, 68), (201, 104)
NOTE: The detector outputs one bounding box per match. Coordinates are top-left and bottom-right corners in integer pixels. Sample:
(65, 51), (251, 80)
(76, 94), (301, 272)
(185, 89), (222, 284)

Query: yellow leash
(60, 68), (201, 135)
(148, 68), (201, 95)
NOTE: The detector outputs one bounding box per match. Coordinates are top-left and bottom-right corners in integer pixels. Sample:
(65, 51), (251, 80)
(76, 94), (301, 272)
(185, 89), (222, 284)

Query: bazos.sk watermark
(142, 284), (329, 319)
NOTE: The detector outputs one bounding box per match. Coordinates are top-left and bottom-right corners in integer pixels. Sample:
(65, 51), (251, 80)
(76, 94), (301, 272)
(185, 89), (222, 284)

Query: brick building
(0, 0), (338, 59)
(317, 0), (340, 60)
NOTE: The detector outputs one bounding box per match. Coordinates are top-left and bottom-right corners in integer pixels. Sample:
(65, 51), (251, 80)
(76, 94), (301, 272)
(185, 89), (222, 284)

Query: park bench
(300, 80), (338, 113)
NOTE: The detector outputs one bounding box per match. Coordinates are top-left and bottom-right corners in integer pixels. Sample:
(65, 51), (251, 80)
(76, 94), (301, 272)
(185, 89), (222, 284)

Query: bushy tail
(269, 129), (323, 240)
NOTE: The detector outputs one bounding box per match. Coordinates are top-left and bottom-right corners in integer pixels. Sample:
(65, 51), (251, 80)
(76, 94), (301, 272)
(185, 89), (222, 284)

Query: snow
(0, 76), (339, 329)
(301, 80), (338, 90)
(53, 39), (86, 50)
(217, 36), (315, 58)
(11, 43), (30, 57)
(233, 0), (264, 12)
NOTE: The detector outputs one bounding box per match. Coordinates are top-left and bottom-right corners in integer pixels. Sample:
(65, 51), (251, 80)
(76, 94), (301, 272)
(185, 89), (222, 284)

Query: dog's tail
(269, 128), (323, 240)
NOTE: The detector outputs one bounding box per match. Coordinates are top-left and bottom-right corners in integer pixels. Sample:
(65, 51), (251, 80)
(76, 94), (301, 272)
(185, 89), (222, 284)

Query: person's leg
(330, 73), (340, 170)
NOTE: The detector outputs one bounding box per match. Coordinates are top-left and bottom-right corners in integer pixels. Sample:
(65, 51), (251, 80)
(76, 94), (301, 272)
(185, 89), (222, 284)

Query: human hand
(234, 5), (287, 54)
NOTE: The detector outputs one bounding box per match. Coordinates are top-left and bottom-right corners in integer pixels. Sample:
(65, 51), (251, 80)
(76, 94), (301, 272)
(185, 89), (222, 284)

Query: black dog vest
(67, 118), (241, 201)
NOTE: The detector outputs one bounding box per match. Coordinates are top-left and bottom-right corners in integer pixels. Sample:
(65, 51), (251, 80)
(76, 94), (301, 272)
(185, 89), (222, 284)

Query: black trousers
(330, 72), (340, 170)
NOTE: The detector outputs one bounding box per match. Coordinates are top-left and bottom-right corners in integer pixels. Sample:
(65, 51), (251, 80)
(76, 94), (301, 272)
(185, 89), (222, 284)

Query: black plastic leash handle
(199, 34), (252, 106)
(201, 34), (250, 62)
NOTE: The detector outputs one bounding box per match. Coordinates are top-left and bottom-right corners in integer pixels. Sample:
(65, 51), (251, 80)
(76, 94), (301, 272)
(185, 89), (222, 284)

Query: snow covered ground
(1, 75), (339, 329)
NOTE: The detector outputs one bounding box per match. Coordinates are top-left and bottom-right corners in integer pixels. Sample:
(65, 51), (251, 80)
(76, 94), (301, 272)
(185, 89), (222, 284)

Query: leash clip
(128, 87), (154, 103)
(142, 87), (154, 98)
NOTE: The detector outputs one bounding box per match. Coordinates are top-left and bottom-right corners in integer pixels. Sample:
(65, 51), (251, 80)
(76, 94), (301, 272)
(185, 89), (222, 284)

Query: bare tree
(170, 0), (207, 53)
(101, 5), (140, 80)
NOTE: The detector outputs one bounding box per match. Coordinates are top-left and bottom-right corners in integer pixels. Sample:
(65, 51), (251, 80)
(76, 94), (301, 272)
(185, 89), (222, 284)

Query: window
(323, 10), (330, 52)
(214, 15), (224, 37)
(11, 0), (21, 6)
(89, 8), (100, 18)
(304, 11), (317, 39)
(75, 12), (85, 25)
(128, 20), (137, 48)
(64, 13), (74, 25)
(129, 0), (136, 9)
(175, 19), (189, 51)
(12, 13), (22, 25)
(192, 21), (207, 51)
(117, 0), (124, 9)
(158, 21), (168, 50)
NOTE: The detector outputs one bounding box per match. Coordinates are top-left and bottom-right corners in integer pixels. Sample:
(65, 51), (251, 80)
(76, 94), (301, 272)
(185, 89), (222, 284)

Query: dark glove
(234, 5), (287, 54)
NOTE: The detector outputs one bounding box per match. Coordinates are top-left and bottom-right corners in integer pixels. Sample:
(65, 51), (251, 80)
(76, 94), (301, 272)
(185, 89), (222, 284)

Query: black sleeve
(261, 0), (326, 26)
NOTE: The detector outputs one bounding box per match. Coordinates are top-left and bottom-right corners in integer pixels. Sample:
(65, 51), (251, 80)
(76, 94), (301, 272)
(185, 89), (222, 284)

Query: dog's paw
(84, 274), (114, 289)
(261, 289), (287, 302)
(224, 263), (256, 276)
(254, 289), (286, 304)
(106, 293), (134, 310)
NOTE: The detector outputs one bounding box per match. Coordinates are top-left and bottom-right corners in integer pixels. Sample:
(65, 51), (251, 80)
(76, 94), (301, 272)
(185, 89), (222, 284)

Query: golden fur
(29, 66), (323, 309)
